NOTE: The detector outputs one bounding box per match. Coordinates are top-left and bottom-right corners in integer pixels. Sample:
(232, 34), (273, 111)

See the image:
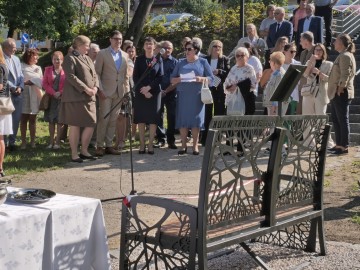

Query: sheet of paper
(180, 71), (196, 82)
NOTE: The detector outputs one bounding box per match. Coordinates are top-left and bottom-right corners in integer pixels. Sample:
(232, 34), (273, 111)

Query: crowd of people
(0, 0), (357, 172)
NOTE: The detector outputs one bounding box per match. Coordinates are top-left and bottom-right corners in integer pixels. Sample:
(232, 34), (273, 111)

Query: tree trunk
(124, 0), (154, 46)
(7, 24), (15, 38)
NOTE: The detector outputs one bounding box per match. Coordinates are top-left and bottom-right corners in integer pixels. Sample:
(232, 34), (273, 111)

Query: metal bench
(119, 115), (330, 269)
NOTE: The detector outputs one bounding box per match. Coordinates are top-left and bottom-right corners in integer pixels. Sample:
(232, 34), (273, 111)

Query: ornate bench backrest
(199, 115), (280, 232)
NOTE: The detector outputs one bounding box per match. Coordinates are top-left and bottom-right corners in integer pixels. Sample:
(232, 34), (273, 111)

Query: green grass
(4, 112), (142, 176)
(4, 114), (71, 176)
(350, 214), (360, 225)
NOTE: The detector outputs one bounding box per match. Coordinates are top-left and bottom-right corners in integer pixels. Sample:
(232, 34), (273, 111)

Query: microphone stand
(101, 55), (162, 202)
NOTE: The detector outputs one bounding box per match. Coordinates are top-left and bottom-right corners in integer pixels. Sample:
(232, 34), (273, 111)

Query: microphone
(148, 48), (165, 67)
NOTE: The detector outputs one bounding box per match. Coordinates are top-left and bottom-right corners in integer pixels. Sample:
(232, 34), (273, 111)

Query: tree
(174, 0), (221, 16)
(0, 0), (76, 41)
(123, 0), (154, 46)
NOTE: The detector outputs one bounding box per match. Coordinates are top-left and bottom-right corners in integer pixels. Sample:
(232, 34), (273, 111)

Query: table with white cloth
(0, 188), (110, 270)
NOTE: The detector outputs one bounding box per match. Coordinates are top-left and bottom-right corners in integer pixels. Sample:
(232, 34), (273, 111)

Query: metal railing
(332, 0), (360, 37)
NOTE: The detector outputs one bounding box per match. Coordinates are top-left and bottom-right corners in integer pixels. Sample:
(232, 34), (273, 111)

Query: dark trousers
(315, 5), (333, 46)
(156, 94), (176, 144)
(201, 96), (226, 145)
(330, 91), (352, 148)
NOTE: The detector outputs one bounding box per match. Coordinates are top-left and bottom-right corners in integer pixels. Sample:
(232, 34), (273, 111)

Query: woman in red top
(42, 51), (66, 149)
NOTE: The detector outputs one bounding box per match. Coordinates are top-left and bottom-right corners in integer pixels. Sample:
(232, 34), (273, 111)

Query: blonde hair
(207, 40), (223, 57)
(72, 35), (91, 49)
(0, 46), (5, 65)
(235, 47), (249, 58)
(246, 24), (259, 38)
(270, 51), (285, 66)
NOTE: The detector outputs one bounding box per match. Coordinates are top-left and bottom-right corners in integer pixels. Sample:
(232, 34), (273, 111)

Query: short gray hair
(235, 47), (249, 58)
(301, 31), (314, 43)
(90, 43), (100, 50)
(192, 37), (203, 50)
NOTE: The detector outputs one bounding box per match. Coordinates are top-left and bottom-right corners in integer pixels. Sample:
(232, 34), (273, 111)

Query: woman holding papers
(171, 40), (213, 155)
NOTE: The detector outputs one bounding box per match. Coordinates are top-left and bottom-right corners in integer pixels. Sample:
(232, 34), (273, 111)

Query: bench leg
(240, 242), (270, 270)
(317, 216), (327, 255)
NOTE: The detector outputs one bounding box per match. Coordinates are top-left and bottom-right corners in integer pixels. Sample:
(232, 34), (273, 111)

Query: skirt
(59, 100), (96, 128)
(0, 114), (13, 135)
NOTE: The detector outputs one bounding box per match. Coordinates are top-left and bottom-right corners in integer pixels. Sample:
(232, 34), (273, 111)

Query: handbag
(301, 79), (317, 96)
(39, 93), (51, 111)
(226, 88), (245, 115)
(213, 75), (221, 87)
(201, 81), (213, 104)
(0, 96), (15, 115)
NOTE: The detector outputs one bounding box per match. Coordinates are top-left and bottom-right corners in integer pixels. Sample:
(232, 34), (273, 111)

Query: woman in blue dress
(171, 40), (214, 155)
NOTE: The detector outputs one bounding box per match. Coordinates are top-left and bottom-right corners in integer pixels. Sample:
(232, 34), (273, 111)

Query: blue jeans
(8, 94), (23, 146)
(330, 91), (351, 148)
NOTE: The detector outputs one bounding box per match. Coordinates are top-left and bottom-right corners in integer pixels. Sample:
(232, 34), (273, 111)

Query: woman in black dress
(133, 37), (163, 154)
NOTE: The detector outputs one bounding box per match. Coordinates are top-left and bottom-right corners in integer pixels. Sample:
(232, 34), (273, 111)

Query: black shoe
(168, 143), (178, 149)
(178, 147), (187, 155)
(8, 145), (16, 152)
(330, 148), (348, 155)
(153, 141), (165, 148)
(193, 151), (200, 155)
(79, 154), (97, 160)
(148, 150), (154, 155)
(71, 158), (83, 163)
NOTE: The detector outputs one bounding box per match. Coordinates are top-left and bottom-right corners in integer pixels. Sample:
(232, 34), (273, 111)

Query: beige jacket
(303, 60), (333, 105)
(62, 52), (99, 103)
(95, 47), (130, 98)
(327, 51), (356, 100)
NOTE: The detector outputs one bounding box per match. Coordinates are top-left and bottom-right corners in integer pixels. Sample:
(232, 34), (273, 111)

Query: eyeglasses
(111, 38), (122, 41)
(274, 12), (282, 15)
(185, 47), (194, 51)
(213, 45), (222, 48)
(162, 47), (173, 50)
(314, 48), (323, 52)
(236, 54), (246, 58)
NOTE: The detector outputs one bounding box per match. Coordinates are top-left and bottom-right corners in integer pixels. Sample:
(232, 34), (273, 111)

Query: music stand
(270, 64), (307, 116)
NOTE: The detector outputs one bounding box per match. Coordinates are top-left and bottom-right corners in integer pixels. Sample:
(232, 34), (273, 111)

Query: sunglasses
(236, 54), (246, 58)
(213, 45), (222, 48)
(290, 50), (297, 53)
(185, 47), (194, 51)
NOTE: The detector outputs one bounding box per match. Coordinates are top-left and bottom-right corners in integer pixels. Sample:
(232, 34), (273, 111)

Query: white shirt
(210, 59), (218, 71)
(247, 56), (263, 96)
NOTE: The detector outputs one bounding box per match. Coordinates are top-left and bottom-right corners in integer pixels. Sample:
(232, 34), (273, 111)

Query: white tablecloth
(0, 188), (111, 270)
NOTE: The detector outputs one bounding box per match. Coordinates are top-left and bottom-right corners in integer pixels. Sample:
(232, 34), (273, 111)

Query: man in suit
(95, 30), (130, 156)
(296, 4), (324, 48)
(266, 7), (293, 51)
(154, 41), (178, 149)
(2, 38), (24, 151)
(314, 0), (338, 49)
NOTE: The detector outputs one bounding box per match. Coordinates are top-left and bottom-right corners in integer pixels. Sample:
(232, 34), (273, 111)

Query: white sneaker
(46, 144), (53, 149)
(53, 144), (60, 150)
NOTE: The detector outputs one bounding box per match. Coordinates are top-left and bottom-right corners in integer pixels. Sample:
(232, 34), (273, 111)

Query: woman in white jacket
(302, 43), (333, 115)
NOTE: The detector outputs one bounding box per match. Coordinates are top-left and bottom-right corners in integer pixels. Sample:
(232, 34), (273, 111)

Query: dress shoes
(79, 154), (97, 160)
(153, 141), (165, 148)
(168, 143), (178, 149)
(329, 148), (348, 155)
(95, 147), (104, 157)
(71, 158), (83, 163)
(105, 147), (121, 155)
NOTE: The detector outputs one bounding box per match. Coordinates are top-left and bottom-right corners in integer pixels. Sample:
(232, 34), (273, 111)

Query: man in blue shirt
(95, 30), (130, 156)
(2, 38), (24, 151)
(154, 41), (178, 149)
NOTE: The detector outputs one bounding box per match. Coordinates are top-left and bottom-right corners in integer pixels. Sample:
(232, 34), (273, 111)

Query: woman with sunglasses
(327, 34), (356, 155)
(224, 47), (257, 116)
(201, 40), (230, 146)
(283, 43), (301, 115)
(171, 40), (214, 155)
